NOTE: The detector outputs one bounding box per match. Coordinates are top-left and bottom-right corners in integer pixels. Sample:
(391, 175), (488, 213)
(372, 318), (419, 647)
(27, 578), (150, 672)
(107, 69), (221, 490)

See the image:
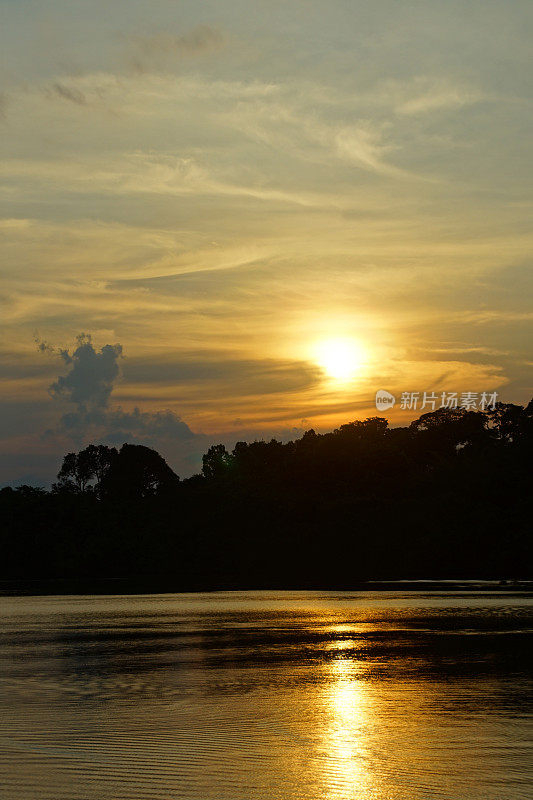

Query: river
(0, 589), (531, 799)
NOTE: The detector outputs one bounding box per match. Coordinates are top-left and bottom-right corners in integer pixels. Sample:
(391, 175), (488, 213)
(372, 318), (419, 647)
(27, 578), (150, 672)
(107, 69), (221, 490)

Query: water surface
(0, 590), (532, 799)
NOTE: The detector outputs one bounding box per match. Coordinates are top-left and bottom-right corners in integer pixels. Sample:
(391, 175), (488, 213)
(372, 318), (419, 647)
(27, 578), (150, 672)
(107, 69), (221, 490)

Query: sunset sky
(1, 0), (532, 484)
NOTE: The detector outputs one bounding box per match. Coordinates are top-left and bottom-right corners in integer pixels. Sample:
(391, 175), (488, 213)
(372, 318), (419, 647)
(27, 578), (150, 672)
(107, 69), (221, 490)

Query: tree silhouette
(54, 445), (117, 494)
(1, 400), (532, 588)
(488, 402), (532, 442)
(100, 443), (179, 499)
(55, 451), (94, 492)
(202, 444), (234, 480)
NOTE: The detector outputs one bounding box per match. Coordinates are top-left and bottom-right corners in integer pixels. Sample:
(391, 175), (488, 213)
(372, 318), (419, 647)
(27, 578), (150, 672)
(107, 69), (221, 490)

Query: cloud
(41, 334), (196, 451)
(134, 26), (224, 57)
(333, 125), (409, 177)
(56, 405), (196, 448)
(98, 407), (196, 447)
(123, 355), (321, 397)
(46, 333), (122, 412)
(52, 82), (87, 106)
(396, 83), (480, 116)
(42, 26), (227, 107)
(127, 25), (226, 73)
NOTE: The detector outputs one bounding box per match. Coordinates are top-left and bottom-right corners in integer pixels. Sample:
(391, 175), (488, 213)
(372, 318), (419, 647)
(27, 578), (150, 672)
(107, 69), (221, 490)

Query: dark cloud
(134, 25), (224, 57)
(47, 333), (122, 412)
(106, 407), (194, 441)
(55, 406), (196, 449)
(42, 25), (226, 108)
(52, 82), (87, 105)
(127, 25), (225, 72)
(41, 335), (196, 453)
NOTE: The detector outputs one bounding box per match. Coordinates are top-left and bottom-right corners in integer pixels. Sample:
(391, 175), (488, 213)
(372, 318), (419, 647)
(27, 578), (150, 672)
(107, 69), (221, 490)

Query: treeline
(1, 402), (532, 589)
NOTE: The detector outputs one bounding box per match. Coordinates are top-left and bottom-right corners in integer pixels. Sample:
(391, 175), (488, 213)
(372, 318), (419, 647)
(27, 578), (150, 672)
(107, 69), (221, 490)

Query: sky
(1, 0), (532, 485)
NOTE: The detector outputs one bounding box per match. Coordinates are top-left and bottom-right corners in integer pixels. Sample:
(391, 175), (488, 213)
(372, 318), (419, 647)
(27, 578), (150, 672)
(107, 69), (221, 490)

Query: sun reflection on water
(321, 644), (380, 800)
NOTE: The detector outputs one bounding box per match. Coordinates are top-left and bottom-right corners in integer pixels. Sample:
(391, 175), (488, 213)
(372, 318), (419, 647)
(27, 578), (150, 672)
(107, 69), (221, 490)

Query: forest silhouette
(1, 402), (532, 590)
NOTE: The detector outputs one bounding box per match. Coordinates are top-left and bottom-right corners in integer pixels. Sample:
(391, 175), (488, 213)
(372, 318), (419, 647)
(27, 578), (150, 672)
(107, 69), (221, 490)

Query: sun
(315, 338), (364, 382)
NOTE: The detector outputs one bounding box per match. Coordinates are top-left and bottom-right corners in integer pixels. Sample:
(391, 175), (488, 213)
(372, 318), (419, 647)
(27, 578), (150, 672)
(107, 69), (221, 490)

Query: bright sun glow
(315, 338), (364, 381)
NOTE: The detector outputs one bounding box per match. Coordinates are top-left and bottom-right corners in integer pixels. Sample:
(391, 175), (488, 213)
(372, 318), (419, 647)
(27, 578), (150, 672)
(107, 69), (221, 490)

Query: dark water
(0, 590), (532, 799)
